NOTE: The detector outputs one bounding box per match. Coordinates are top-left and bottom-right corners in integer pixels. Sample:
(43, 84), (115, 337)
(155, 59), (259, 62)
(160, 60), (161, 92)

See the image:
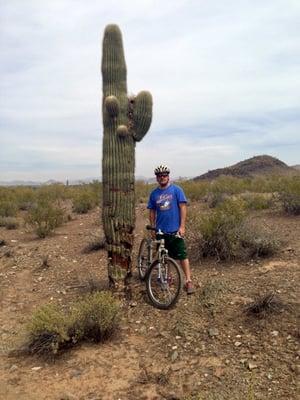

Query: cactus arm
(131, 91), (153, 142)
(102, 24), (127, 95)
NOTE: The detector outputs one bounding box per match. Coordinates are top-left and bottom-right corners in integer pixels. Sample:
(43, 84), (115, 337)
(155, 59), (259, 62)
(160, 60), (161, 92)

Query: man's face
(156, 173), (170, 187)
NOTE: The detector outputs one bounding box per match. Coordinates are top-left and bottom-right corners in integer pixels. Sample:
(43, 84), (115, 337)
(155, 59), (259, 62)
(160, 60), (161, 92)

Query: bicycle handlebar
(145, 225), (182, 238)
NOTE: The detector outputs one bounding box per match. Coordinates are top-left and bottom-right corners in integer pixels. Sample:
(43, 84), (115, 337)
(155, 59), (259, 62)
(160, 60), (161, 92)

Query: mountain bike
(137, 225), (183, 309)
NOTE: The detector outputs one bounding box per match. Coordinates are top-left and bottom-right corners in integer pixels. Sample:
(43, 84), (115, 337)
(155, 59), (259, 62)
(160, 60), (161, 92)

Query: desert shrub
(26, 304), (71, 355)
(206, 192), (229, 208)
(26, 292), (120, 356)
(280, 192), (300, 215)
(274, 176), (300, 215)
(239, 224), (280, 258)
(177, 180), (209, 202)
(67, 182), (101, 212)
(83, 235), (106, 253)
(12, 187), (36, 210)
(135, 180), (156, 203)
(0, 217), (19, 230)
(195, 199), (246, 260)
(241, 193), (273, 210)
(72, 191), (96, 214)
(0, 200), (17, 217)
(187, 199), (279, 261)
(36, 184), (67, 203)
(196, 279), (229, 316)
(26, 201), (65, 238)
(71, 291), (120, 342)
(245, 292), (283, 318)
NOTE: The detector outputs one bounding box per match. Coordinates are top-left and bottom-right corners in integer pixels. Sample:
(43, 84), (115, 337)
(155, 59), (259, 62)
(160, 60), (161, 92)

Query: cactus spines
(101, 24), (152, 285)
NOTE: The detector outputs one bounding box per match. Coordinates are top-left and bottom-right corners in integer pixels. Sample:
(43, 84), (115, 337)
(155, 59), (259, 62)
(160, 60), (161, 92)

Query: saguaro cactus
(101, 24), (152, 285)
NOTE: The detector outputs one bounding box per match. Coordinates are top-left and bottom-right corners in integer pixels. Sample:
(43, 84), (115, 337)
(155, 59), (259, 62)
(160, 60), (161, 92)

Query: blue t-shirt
(147, 184), (187, 233)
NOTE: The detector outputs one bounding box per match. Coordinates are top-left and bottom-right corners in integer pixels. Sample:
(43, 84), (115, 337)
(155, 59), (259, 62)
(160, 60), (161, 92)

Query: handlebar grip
(146, 225), (156, 231)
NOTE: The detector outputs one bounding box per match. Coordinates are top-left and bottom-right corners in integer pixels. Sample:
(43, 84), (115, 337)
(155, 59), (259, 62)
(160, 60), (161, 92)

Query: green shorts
(156, 234), (188, 260)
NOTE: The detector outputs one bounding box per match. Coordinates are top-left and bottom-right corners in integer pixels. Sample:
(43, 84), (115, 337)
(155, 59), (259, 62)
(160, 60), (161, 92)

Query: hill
(194, 155), (297, 180)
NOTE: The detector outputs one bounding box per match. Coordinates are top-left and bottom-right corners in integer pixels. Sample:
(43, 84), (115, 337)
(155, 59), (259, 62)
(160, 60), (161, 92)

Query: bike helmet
(154, 164), (170, 175)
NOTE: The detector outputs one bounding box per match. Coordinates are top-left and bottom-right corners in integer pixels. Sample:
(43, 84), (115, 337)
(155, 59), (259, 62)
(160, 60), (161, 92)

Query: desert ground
(0, 203), (299, 400)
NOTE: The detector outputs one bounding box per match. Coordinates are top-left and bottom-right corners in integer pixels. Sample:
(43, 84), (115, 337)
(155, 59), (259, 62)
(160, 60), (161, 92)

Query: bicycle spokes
(147, 258), (181, 309)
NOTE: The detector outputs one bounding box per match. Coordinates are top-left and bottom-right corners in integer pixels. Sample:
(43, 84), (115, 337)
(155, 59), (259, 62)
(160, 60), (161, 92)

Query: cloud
(0, 0), (299, 181)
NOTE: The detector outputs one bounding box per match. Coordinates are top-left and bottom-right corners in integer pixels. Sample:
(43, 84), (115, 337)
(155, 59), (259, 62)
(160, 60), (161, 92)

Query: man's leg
(180, 258), (192, 282)
(180, 258), (195, 294)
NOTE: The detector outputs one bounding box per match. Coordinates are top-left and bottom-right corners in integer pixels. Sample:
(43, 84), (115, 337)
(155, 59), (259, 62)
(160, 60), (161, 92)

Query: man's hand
(178, 226), (185, 237)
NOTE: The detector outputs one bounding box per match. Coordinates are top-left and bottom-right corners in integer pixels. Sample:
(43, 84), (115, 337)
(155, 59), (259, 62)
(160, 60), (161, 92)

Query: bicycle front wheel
(146, 257), (182, 309)
(137, 238), (151, 281)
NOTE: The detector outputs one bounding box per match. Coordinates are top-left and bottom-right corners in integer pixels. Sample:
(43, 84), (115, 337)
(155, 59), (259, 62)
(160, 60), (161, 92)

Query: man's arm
(178, 203), (187, 237)
(149, 209), (156, 238)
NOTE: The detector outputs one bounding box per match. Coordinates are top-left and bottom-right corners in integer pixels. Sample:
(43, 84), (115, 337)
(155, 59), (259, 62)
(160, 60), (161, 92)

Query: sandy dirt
(0, 205), (299, 400)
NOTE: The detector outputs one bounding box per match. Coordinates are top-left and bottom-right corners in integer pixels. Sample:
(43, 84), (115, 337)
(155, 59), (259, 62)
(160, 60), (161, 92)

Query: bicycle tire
(146, 257), (182, 309)
(137, 238), (151, 281)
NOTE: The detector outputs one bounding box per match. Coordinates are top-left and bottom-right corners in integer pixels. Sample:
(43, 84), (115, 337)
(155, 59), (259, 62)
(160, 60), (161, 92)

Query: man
(147, 164), (195, 294)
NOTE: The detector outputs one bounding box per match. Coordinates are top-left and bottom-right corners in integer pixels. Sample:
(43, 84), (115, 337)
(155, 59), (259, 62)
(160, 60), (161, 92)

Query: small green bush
(242, 193), (273, 210)
(280, 192), (300, 215)
(0, 201), (17, 217)
(239, 224), (280, 258)
(0, 217), (19, 230)
(71, 292), (120, 342)
(26, 304), (71, 355)
(36, 184), (67, 203)
(206, 192), (229, 208)
(26, 201), (64, 238)
(72, 192), (96, 214)
(187, 199), (279, 261)
(13, 187), (36, 210)
(26, 291), (120, 356)
(196, 199), (246, 260)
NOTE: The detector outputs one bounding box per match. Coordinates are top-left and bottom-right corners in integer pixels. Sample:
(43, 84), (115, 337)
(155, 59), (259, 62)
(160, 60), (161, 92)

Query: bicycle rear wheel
(146, 257), (182, 309)
(137, 238), (151, 281)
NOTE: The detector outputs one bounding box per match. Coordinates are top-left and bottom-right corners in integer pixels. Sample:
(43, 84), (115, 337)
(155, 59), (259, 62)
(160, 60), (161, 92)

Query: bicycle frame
(138, 226), (183, 309)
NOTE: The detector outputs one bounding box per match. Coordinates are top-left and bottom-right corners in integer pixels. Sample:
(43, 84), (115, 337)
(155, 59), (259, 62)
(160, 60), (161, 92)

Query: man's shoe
(185, 281), (195, 294)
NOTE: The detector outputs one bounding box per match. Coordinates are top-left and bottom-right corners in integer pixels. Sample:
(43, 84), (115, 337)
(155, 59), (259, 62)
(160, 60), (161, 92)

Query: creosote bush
(26, 291), (120, 356)
(206, 192), (229, 208)
(0, 200), (17, 217)
(0, 216), (19, 230)
(72, 191), (97, 214)
(71, 292), (120, 342)
(26, 201), (65, 238)
(187, 199), (279, 261)
(195, 199), (246, 260)
(280, 192), (300, 215)
(239, 224), (280, 258)
(27, 304), (71, 355)
(241, 193), (273, 210)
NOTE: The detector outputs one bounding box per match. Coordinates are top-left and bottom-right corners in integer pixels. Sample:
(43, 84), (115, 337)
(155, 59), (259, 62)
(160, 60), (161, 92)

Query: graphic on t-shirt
(156, 194), (173, 211)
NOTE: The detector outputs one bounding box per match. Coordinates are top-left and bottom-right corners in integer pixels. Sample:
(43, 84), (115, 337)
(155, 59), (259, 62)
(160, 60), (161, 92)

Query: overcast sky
(1, 0), (299, 182)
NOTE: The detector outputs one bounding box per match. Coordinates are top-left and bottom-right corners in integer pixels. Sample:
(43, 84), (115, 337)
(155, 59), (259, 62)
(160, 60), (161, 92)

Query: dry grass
(245, 292), (284, 318)
(82, 235), (106, 253)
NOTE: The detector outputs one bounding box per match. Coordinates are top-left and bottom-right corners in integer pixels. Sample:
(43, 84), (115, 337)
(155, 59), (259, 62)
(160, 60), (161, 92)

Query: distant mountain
(0, 178), (100, 187)
(0, 180), (43, 187)
(194, 155), (298, 181)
